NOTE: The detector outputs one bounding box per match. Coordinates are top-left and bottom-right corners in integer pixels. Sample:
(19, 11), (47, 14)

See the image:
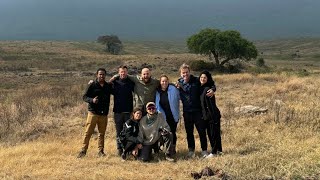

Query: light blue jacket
(155, 85), (180, 123)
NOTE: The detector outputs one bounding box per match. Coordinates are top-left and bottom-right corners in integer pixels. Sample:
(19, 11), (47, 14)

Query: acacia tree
(97, 35), (123, 55)
(187, 28), (258, 68)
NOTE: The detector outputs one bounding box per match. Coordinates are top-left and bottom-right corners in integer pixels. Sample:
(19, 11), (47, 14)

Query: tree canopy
(97, 35), (123, 55)
(187, 28), (258, 67)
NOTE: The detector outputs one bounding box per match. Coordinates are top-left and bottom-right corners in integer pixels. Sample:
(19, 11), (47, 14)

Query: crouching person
(118, 107), (143, 160)
(138, 102), (175, 162)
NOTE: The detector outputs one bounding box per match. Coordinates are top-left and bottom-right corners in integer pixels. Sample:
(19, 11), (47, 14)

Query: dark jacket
(119, 119), (142, 145)
(178, 75), (206, 112)
(83, 79), (112, 115)
(200, 86), (221, 123)
(112, 77), (135, 113)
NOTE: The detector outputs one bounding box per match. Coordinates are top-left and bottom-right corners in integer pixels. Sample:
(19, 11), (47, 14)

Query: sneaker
(165, 154), (175, 162)
(121, 152), (126, 160)
(201, 150), (209, 158)
(98, 151), (106, 157)
(77, 150), (86, 158)
(117, 149), (123, 156)
(186, 151), (195, 158)
(205, 153), (214, 159)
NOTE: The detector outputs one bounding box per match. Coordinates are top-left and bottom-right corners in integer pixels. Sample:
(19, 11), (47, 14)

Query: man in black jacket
(177, 63), (215, 158)
(77, 68), (112, 158)
(112, 65), (135, 156)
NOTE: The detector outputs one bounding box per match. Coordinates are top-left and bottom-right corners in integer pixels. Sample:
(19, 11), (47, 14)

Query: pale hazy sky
(0, 0), (319, 40)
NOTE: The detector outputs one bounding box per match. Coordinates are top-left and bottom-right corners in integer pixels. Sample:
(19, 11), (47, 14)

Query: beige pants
(81, 112), (108, 152)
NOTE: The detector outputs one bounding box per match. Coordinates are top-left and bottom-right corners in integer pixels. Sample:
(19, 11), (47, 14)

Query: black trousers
(183, 111), (207, 151)
(123, 141), (137, 154)
(139, 133), (173, 162)
(114, 112), (131, 150)
(166, 117), (178, 145)
(207, 121), (222, 154)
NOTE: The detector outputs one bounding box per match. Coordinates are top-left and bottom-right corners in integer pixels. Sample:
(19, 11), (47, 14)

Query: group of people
(77, 63), (222, 162)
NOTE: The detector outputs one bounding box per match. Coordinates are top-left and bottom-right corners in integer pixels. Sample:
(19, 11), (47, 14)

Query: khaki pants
(81, 112), (108, 152)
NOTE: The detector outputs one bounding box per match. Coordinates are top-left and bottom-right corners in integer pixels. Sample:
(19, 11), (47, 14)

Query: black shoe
(98, 151), (106, 157)
(77, 150), (86, 158)
(118, 149), (123, 156)
(121, 152), (126, 160)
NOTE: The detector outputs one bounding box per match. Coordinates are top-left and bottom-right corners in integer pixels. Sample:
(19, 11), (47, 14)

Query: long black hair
(199, 70), (214, 87)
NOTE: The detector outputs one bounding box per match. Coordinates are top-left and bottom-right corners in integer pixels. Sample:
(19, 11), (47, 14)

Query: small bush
(256, 58), (265, 67)
(225, 64), (241, 73)
(297, 69), (310, 77)
(219, 61), (244, 73)
(189, 60), (215, 71)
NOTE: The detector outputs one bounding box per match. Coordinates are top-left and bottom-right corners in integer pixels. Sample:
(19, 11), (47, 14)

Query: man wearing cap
(138, 102), (174, 162)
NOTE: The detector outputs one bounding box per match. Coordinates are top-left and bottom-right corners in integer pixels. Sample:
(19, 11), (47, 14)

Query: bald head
(141, 68), (151, 83)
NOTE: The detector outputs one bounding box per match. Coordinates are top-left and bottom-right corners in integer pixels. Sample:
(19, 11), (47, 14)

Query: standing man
(111, 68), (159, 114)
(177, 63), (215, 158)
(77, 68), (112, 158)
(112, 65), (135, 156)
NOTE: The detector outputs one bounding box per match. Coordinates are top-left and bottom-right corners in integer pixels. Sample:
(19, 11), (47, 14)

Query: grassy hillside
(0, 39), (320, 179)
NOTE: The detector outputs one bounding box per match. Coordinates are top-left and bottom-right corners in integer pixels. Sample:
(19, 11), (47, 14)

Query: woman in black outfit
(119, 107), (143, 160)
(199, 71), (222, 158)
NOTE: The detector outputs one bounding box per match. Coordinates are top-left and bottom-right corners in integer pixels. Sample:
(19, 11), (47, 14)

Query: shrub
(256, 58), (265, 67)
(189, 60), (215, 71)
(297, 69), (309, 77)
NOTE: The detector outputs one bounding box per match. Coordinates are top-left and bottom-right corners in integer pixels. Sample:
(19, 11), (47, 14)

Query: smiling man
(77, 68), (112, 158)
(177, 63), (215, 159)
(110, 67), (159, 114)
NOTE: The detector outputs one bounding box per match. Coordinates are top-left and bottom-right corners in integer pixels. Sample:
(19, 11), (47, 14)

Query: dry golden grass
(1, 40), (320, 179)
(0, 73), (319, 179)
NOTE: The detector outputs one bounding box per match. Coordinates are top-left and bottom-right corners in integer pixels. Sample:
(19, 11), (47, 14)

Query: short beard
(142, 77), (150, 83)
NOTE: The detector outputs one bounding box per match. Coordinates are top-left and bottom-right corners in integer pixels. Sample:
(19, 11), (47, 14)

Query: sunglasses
(147, 107), (156, 111)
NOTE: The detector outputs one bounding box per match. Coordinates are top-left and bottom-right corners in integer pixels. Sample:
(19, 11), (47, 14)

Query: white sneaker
(205, 153), (214, 158)
(187, 151), (195, 158)
(201, 150), (209, 158)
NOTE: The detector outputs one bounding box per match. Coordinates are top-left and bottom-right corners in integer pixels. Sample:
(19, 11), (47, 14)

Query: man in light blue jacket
(155, 75), (180, 155)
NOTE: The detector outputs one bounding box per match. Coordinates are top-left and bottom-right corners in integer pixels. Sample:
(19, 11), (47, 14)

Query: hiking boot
(117, 149), (123, 156)
(201, 150), (209, 158)
(98, 150), (106, 157)
(186, 151), (195, 158)
(77, 150), (86, 158)
(165, 154), (175, 162)
(121, 152), (126, 160)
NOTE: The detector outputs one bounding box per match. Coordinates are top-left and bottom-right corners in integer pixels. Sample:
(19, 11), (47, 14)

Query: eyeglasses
(147, 107), (156, 111)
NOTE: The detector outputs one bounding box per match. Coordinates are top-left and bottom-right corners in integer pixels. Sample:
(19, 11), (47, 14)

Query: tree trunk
(220, 58), (231, 66)
(211, 51), (220, 68)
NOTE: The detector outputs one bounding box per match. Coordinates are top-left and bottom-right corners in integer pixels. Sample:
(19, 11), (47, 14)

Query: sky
(0, 0), (320, 40)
